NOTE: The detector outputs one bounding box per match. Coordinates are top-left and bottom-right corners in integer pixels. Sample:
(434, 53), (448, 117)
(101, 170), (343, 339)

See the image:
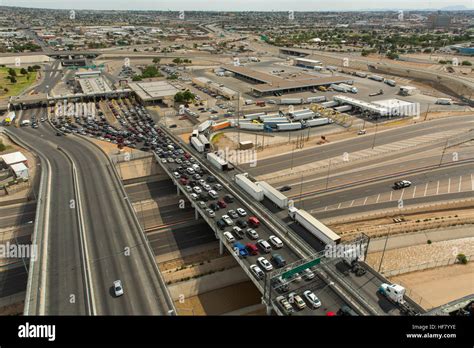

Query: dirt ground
(174, 281), (262, 315)
(391, 263), (474, 309)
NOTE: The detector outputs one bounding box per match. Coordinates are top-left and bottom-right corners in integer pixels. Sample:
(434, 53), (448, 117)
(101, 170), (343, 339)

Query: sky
(0, 0), (472, 11)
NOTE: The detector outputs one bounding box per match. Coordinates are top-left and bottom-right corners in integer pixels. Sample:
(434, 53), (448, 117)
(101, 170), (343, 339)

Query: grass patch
(210, 132), (224, 144)
(0, 67), (37, 99)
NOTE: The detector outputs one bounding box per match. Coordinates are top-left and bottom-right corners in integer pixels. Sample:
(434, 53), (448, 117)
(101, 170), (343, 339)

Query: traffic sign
(281, 258), (320, 279)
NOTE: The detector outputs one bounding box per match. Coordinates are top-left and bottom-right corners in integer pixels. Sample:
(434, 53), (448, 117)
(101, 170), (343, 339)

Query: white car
(303, 290), (321, 309)
(202, 184), (212, 191)
(190, 193), (198, 200)
(185, 185), (193, 192)
(222, 215), (233, 226)
(173, 172), (180, 179)
(199, 179), (206, 186)
(206, 208), (215, 218)
(246, 228), (259, 240)
(198, 201), (207, 209)
(223, 231), (235, 243)
(257, 257), (273, 271)
(269, 235), (283, 249)
(208, 190), (218, 199)
(193, 186), (202, 194)
(113, 280), (124, 297)
(214, 183), (223, 191)
(250, 264), (264, 280)
(237, 208), (247, 217)
(302, 268), (315, 280)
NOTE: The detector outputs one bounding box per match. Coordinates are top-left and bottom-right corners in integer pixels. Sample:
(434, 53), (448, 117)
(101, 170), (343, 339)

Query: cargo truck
(354, 71), (367, 78)
(334, 105), (352, 113)
(321, 101), (339, 108)
(256, 181), (288, 208)
(290, 112), (316, 121)
(368, 75), (384, 82)
(198, 134), (210, 150)
(435, 98), (453, 105)
(197, 120), (212, 133)
(191, 136), (205, 153)
(384, 79), (396, 87)
(288, 207), (341, 245)
(235, 173), (264, 201)
(207, 152), (228, 171)
(4, 111), (15, 125)
(306, 96), (327, 103)
(280, 98), (303, 105)
(239, 122), (264, 131)
(244, 112), (266, 120)
(304, 118), (332, 127)
(378, 283), (418, 315)
(211, 121), (230, 131)
(276, 123), (302, 131)
(338, 83), (358, 94)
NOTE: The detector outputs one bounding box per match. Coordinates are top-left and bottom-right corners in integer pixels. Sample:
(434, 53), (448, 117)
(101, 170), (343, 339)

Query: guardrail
(4, 129), (49, 315)
(77, 136), (177, 316)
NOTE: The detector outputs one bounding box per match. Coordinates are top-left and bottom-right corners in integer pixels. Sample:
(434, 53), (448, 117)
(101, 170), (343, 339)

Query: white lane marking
(400, 189), (405, 200)
(424, 183), (428, 197)
(412, 186), (417, 198)
(447, 178), (451, 194)
(337, 203), (341, 209)
(324, 206), (328, 211)
(458, 176), (462, 193)
(389, 191), (393, 201)
(471, 174), (474, 191)
(363, 197), (368, 205)
(350, 200), (355, 207)
(376, 194), (380, 204)
(436, 181), (440, 195)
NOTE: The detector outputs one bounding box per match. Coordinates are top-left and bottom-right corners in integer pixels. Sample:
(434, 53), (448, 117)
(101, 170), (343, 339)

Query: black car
(338, 305), (358, 316)
(216, 219), (226, 230)
(279, 186), (292, 192)
(236, 220), (248, 229)
(209, 203), (219, 211)
(224, 194), (234, 203)
(206, 176), (216, 183)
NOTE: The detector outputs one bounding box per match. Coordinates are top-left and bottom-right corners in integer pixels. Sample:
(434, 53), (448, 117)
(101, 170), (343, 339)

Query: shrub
(457, 253), (468, 264)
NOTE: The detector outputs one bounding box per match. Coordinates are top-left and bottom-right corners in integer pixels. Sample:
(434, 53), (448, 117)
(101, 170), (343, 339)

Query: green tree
(152, 57), (161, 64)
(8, 68), (16, 77)
(20, 68), (28, 75)
(457, 253), (468, 264)
(461, 60), (472, 66)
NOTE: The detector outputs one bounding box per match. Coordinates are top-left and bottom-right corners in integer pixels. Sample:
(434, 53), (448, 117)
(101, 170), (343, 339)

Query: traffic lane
(61, 136), (170, 315)
(147, 222), (216, 255)
(324, 261), (401, 315)
(245, 116), (474, 175)
(9, 123), (87, 315)
(0, 203), (36, 228)
(0, 267), (28, 298)
(161, 138), (356, 314)
(125, 180), (176, 202)
(278, 149), (474, 193)
(298, 163), (474, 213)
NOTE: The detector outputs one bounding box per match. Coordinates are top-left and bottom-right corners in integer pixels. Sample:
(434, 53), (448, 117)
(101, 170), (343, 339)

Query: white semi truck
(235, 173), (264, 201)
(288, 207), (341, 245)
(256, 181), (288, 209)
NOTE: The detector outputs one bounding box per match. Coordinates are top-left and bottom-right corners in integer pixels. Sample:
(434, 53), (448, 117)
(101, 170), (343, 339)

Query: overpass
(127, 109), (425, 316)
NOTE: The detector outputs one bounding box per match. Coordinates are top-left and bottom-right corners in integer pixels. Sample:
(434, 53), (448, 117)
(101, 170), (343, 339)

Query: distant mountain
(440, 5), (469, 11)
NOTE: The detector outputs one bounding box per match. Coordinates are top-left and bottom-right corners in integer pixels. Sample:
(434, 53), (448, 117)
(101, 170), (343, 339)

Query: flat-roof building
(128, 81), (178, 106)
(1, 151), (28, 167)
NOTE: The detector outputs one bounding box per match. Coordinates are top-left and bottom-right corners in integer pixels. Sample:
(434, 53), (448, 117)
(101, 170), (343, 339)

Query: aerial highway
(10, 108), (174, 315)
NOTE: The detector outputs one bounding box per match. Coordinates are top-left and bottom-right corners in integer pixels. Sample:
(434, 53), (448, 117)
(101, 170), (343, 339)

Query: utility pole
(325, 159), (332, 190)
(378, 232), (390, 273)
(371, 118), (379, 149)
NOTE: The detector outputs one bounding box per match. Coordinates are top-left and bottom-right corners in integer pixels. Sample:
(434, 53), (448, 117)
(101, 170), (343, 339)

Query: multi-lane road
(10, 107), (173, 315)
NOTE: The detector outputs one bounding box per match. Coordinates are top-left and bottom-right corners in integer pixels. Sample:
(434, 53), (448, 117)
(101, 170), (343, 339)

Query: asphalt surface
(0, 267), (28, 298)
(245, 115), (474, 176)
(9, 111), (87, 315)
(11, 108), (173, 314)
(0, 203), (36, 228)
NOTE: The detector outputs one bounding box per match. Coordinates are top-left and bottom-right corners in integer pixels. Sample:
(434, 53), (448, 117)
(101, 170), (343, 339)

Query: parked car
(271, 253), (286, 268)
(257, 257), (273, 271)
(223, 231), (235, 242)
(288, 292), (306, 310)
(250, 264), (264, 280)
(303, 290), (321, 309)
(269, 235), (283, 249)
(236, 208), (247, 217)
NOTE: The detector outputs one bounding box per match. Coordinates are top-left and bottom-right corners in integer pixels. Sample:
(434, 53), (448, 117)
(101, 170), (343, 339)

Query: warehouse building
(128, 81), (178, 106)
(192, 77), (238, 100)
(222, 65), (351, 96)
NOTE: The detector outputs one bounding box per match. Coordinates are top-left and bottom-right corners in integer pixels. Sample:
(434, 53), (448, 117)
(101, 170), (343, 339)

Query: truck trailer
(288, 207), (341, 245)
(303, 118), (332, 127)
(280, 98), (303, 105)
(207, 152), (228, 171)
(256, 181), (288, 208)
(235, 173), (264, 201)
(198, 134), (210, 150)
(191, 136), (205, 153)
(276, 123), (302, 131)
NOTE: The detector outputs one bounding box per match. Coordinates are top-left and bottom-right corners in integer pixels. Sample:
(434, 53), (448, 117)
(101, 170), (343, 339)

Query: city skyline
(0, 0), (473, 11)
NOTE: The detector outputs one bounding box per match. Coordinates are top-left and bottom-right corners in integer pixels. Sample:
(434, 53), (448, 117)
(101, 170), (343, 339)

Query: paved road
(245, 115), (474, 176)
(0, 203), (36, 228)
(12, 108), (173, 314)
(9, 111), (87, 315)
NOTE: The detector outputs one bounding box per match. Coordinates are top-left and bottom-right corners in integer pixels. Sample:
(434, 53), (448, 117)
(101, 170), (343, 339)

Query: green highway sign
(281, 258), (320, 279)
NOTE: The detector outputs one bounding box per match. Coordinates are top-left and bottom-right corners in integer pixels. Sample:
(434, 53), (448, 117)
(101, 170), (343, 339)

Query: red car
(245, 243), (258, 256)
(179, 178), (189, 185)
(248, 216), (260, 228)
(217, 199), (227, 209)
